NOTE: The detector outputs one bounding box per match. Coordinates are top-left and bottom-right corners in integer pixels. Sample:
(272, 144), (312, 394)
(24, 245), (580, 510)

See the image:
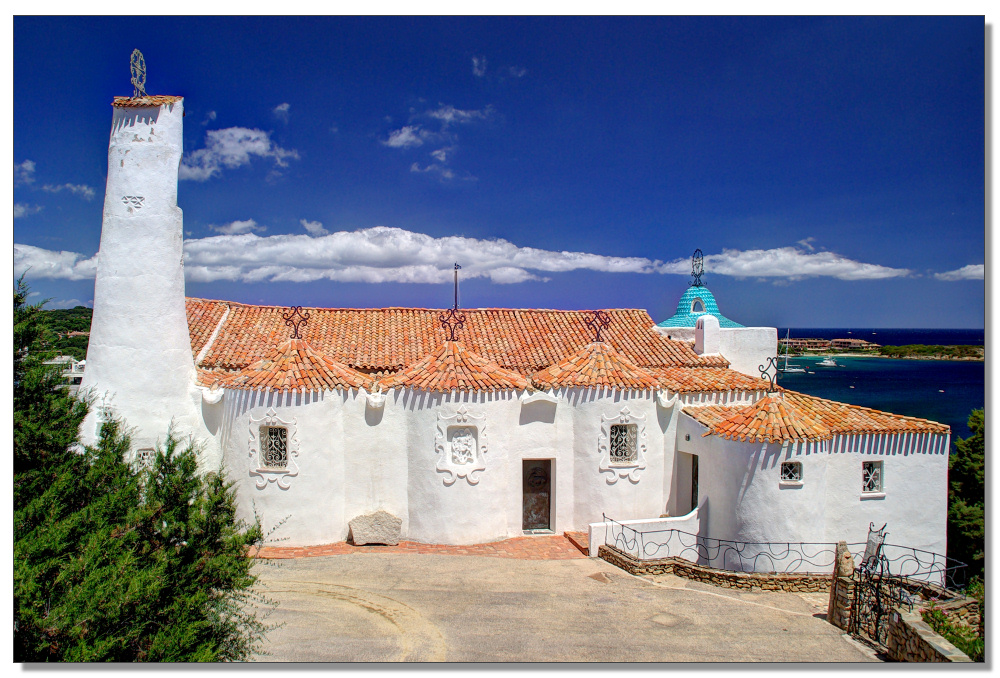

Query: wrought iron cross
(130, 49), (147, 98)
(439, 263), (466, 341)
(585, 309), (611, 342)
(758, 356), (780, 392)
(282, 306), (310, 339)
(691, 249), (705, 287)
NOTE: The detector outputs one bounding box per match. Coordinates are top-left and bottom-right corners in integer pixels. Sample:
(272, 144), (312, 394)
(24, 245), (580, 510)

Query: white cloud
(15, 159), (36, 185)
(209, 219), (266, 235)
(430, 147), (453, 163)
(180, 127), (300, 181)
(41, 183), (96, 200)
(382, 125), (428, 149)
(796, 237), (816, 251)
(300, 219), (329, 236)
(273, 102), (291, 123)
(13, 231), (912, 287)
(410, 162), (456, 180)
(472, 56), (487, 77)
(49, 299), (84, 309)
(14, 203), (43, 218)
(507, 66), (527, 78)
(14, 244), (98, 280)
(202, 110), (217, 125)
(935, 264), (984, 281)
(426, 104), (491, 127)
(659, 246), (911, 281)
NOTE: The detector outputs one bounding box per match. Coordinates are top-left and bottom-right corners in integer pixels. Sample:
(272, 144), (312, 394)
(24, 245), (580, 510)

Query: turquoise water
(776, 356), (984, 441)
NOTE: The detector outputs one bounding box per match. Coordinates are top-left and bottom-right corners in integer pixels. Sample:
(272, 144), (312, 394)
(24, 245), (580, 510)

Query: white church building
(78, 90), (951, 557)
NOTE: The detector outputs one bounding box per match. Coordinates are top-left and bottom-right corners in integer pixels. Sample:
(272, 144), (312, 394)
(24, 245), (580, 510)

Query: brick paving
(253, 532), (588, 560)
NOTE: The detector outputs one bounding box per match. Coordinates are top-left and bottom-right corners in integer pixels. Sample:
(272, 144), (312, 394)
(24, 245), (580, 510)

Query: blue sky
(13, 16), (985, 328)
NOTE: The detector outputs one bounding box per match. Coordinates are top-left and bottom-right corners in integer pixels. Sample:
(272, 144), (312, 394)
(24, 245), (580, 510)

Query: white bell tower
(79, 53), (217, 464)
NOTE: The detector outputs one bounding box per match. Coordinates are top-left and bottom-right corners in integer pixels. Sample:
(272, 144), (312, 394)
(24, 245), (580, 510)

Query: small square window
(609, 424), (637, 465)
(780, 461), (802, 482)
(862, 461), (883, 493)
(136, 447), (155, 467)
(260, 426), (288, 469)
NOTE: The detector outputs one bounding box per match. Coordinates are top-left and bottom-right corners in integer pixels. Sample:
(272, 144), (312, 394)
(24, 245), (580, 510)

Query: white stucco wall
(654, 325), (777, 379)
(676, 411), (949, 559)
(587, 498), (703, 557)
(214, 383), (683, 546)
(79, 98), (217, 465)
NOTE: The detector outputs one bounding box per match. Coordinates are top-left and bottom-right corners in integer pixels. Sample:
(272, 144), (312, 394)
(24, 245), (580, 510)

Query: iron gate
(849, 523), (910, 647)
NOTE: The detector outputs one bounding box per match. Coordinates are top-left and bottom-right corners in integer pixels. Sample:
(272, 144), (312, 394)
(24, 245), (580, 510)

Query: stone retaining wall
(598, 545), (830, 592)
(886, 609), (972, 662)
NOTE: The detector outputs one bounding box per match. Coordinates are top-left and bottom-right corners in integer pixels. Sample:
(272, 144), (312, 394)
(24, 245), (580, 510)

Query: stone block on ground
(349, 510), (402, 545)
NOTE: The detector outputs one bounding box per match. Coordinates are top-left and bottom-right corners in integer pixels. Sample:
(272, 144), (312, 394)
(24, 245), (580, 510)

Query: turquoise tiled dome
(657, 286), (744, 328)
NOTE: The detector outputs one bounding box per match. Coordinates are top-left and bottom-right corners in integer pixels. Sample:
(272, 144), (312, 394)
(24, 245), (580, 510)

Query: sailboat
(779, 329), (807, 373)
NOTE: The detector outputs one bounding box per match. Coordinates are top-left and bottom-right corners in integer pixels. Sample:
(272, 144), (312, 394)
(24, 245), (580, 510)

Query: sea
(776, 328), (985, 441)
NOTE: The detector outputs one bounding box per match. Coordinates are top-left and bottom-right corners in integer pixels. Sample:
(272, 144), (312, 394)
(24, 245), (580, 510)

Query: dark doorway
(690, 454), (699, 513)
(522, 460), (551, 531)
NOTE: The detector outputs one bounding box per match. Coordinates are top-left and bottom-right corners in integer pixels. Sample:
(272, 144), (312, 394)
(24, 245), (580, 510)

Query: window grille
(609, 424), (637, 464)
(862, 461), (882, 493)
(136, 448), (155, 467)
(260, 426), (288, 469)
(780, 461), (802, 482)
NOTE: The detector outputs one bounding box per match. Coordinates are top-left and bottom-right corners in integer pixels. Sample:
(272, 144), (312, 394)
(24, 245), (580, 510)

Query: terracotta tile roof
(684, 390), (950, 442)
(686, 395), (831, 443)
(112, 95), (183, 107)
(186, 297), (228, 358)
(649, 367), (771, 393)
(185, 299), (728, 375)
(781, 390), (950, 436)
(530, 342), (662, 390)
(219, 339), (371, 392)
(376, 341), (529, 392)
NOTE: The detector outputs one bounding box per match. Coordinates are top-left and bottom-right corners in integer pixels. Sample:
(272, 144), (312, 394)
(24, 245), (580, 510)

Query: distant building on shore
(779, 337), (881, 351)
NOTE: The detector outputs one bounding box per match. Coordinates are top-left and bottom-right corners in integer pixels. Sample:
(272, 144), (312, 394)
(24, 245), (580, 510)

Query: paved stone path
(254, 533), (589, 560)
(252, 549), (880, 663)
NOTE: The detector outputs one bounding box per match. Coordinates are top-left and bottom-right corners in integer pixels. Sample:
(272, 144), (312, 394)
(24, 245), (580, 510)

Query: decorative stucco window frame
(434, 406), (488, 486)
(248, 406), (300, 490)
(599, 406), (647, 484)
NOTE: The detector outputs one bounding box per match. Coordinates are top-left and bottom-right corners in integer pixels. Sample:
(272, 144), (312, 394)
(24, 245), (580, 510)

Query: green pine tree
(948, 409), (985, 580)
(14, 279), (274, 661)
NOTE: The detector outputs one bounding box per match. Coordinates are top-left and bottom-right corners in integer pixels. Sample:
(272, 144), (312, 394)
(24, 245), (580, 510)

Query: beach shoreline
(789, 352), (984, 362)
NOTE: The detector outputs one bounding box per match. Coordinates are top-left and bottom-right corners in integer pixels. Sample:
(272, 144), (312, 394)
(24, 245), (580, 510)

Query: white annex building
(79, 91), (951, 559)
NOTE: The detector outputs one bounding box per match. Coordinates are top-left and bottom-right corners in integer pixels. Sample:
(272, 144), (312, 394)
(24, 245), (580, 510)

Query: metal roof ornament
(439, 263), (466, 341)
(130, 49), (147, 98)
(585, 309), (611, 342)
(282, 306), (310, 340)
(691, 249), (705, 287)
(758, 356), (780, 393)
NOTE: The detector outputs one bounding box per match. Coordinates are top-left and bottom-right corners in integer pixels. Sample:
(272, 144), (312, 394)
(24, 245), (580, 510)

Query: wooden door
(522, 460), (551, 530)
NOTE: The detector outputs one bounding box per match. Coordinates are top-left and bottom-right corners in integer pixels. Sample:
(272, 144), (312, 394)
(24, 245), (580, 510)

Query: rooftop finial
(439, 263), (466, 341)
(691, 249), (705, 287)
(130, 49), (147, 98)
(282, 305), (310, 340)
(585, 309), (611, 342)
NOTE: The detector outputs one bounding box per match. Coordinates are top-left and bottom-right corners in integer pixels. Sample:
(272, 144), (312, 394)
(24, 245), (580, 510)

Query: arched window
(691, 298), (705, 314)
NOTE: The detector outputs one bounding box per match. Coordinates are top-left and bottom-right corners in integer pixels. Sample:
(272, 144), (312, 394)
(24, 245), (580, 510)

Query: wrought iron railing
(600, 514), (967, 589)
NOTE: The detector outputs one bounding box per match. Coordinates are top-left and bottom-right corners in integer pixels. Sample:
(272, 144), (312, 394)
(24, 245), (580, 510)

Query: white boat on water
(779, 330), (807, 373)
(817, 357), (838, 367)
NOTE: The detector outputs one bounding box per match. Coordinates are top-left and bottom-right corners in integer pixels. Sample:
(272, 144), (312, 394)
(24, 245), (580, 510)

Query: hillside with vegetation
(39, 306), (92, 360)
(878, 344), (984, 361)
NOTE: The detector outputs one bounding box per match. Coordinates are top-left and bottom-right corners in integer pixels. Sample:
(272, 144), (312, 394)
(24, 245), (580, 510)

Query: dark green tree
(948, 409), (985, 579)
(14, 280), (273, 661)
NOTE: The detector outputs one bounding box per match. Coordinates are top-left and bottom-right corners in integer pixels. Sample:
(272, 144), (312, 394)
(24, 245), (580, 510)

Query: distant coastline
(789, 348), (984, 362)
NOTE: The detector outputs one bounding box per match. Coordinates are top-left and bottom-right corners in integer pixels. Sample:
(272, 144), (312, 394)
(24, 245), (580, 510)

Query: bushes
(14, 279), (273, 661)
